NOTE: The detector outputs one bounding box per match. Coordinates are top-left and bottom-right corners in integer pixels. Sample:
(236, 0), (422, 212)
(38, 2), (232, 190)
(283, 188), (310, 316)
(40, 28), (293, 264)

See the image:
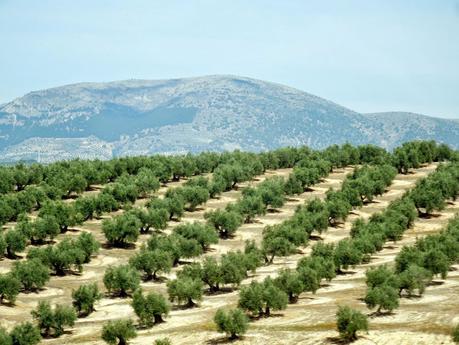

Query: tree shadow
(171, 303), (199, 311)
(21, 287), (46, 294)
(325, 336), (352, 345)
(418, 212), (442, 219)
(102, 242), (136, 250)
(142, 275), (168, 283)
(204, 287), (236, 296)
(336, 270), (357, 276)
(0, 300), (16, 308)
(285, 197), (300, 202)
(401, 293), (423, 300)
(206, 335), (246, 344)
(363, 199), (380, 205)
(368, 310), (395, 318)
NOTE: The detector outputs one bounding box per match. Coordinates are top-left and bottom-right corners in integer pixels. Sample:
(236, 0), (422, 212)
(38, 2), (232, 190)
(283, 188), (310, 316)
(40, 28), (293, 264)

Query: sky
(0, 0), (458, 118)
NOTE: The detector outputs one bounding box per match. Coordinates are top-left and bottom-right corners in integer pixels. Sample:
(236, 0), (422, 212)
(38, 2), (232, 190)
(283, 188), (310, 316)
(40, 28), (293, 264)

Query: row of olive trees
(1, 147), (303, 227)
(0, 152), (223, 226)
(208, 162), (457, 341)
(363, 213), (459, 315)
(0, 231), (99, 306)
(260, 163), (397, 264)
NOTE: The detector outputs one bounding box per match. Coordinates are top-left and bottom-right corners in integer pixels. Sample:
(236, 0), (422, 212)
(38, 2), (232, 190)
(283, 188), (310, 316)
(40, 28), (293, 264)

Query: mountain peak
(0, 76), (457, 163)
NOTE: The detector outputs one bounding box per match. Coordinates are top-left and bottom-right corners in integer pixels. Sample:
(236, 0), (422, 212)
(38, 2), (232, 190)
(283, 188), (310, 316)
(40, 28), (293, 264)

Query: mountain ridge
(0, 75), (457, 163)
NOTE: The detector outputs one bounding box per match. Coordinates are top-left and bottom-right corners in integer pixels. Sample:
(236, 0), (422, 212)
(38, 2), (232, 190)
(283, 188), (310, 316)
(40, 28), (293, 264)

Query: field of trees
(0, 141), (458, 345)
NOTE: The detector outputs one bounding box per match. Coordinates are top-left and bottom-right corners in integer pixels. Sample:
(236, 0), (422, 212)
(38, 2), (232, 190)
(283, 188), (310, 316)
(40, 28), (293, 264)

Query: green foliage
(163, 192), (185, 220)
(10, 322), (41, 345)
(205, 209), (243, 238)
(274, 268), (304, 303)
(180, 186), (210, 211)
(104, 265), (140, 297)
(129, 248), (172, 280)
(131, 290), (170, 327)
(0, 327), (11, 345)
(214, 308), (249, 340)
(102, 213), (141, 247)
(4, 229), (27, 258)
(336, 305), (368, 341)
(72, 283), (102, 317)
(261, 226), (297, 264)
(235, 193), (266, 223)
(30, 215), (60, 244)
(397, 265), (432, 297)
(201, 257), (222, 292)
(220, 252), (247, 287)
(39, 201), (83, 232)
(364, 284), (399, 313)
(0, 273), (20, 304)
(173, 222), (218, 250)
(167, 276), (203, 307)
(238, 277), (288, 317)
(28, 237), (86, 275)
(333, 239), (363, 272)
(75, 231), (100, 263)
(0, 235), (5, 259)
(258, 177), (286, 209)
(11, 259), (50, 292)
(134, 168), (160, 197)
(452, 324), (459, 343)
(31, 301), (77, 337)
(101, 319), (137, 345)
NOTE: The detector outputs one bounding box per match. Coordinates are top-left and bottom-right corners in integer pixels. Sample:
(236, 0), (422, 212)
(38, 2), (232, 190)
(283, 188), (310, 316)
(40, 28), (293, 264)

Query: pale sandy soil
(2, 164), (454, 345)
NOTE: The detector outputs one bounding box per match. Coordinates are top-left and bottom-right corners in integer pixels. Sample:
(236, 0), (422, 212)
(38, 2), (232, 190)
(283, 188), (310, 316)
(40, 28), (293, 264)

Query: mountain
(0, 75), (457, 163)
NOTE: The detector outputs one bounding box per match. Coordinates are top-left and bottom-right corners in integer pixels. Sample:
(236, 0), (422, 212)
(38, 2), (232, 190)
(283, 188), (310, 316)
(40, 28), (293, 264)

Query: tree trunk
(154, 314), (164, 324)
(186, 298), (195, 308)
(265, 306), (270, 317)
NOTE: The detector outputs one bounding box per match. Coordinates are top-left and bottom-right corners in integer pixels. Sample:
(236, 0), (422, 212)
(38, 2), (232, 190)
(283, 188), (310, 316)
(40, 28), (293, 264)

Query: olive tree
(72, 283), (102, 317)
(397, 264), (432, 297)
(104, 265), (140, 297)
(205, 209), (243, 238)
(131, 290), (170, 327)
(214, 308), (249, 340)
(102, 214), (141, 247)
(173, 222), (218, 251)
(129, 248), (172, 281)
(10, 322), (41, 345)
(12, 259), (50, 292)
(166, 276), (203, 308)
(180, 186), (210, 211)
(364, 284), (399, 314)
(5, 229), (27, 258)
(238, 277), (288, 317)
(31, 301), (77, 337)
(336, 305), (368, 342)
(102, 319), (137, 345)
(274, 268), (304, 303)
(0, 273), (20, 305)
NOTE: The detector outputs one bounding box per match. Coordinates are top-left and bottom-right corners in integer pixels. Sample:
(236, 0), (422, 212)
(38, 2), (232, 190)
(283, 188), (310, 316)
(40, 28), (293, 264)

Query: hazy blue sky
(1, 0), (458, 118)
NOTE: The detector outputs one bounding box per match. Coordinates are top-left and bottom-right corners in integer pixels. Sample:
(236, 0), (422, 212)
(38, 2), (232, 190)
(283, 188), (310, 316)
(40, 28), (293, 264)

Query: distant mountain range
(0, 75), (457, 163)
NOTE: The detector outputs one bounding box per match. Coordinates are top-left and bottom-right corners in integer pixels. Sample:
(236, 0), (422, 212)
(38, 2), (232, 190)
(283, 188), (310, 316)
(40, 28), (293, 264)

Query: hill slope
(0, 75), (457, 162)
